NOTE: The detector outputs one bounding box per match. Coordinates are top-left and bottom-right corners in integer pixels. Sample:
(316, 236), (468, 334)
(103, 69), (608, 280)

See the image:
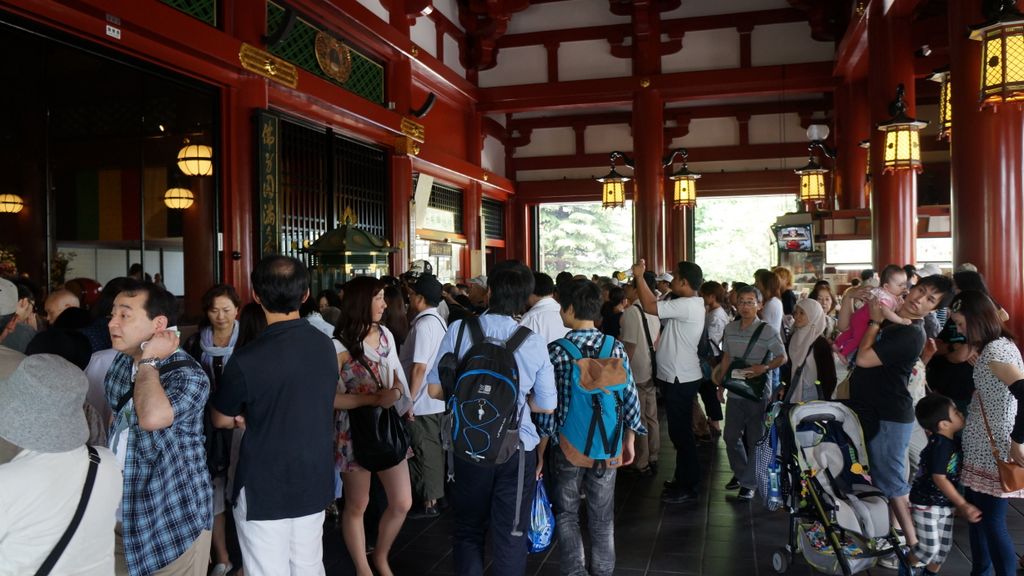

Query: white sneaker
(210, 563), (232, 576)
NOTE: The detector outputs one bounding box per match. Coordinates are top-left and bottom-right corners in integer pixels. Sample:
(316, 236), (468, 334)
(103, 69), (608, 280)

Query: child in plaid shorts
(901, 394), (982, 576)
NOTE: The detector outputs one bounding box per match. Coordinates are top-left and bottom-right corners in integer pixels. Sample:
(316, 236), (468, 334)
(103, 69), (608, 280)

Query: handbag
(975, 391), (1024, 493)
(722, 322), (770, 401)
(350, 355), (410, 472)
(34, 446), (100, 576)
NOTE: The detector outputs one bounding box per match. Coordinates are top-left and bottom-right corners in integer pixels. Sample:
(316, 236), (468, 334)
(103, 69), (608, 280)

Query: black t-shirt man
(849, 320), (926, 434)
(213, 318), (338, 520)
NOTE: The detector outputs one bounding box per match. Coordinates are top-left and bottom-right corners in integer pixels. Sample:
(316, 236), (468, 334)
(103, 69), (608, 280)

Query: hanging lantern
(876, 84), (928, 174)
(795, 156), (828, 202)
(163, 187), (195, 209)
(176, 143), (214, 176)
(595, 152), (632, 209)
(929, 68), (952, 139)
(667, 154), (700, 209)
(969, 1), (1024, 108)
(0, 193), (24, 214)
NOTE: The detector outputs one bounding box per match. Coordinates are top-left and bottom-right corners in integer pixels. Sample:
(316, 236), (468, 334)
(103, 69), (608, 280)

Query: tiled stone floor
(318, 414), (1024, 575)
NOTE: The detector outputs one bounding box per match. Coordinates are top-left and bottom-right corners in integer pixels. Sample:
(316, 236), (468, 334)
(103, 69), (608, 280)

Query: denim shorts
(866, 420), (914, 498)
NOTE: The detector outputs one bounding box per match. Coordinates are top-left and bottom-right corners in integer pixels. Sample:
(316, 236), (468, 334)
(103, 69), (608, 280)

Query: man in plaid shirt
(106, 280), (212, 576)
(536, 278), (645, 576)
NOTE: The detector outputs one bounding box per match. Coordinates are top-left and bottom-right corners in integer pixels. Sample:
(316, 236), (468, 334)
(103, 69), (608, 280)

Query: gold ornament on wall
(240, 43), (298, 88)
(314, 32), (353, 84)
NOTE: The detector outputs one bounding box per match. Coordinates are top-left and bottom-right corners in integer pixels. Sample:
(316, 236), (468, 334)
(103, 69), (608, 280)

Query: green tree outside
(537, 201), (634, 278)
(694, 195), (797, 285)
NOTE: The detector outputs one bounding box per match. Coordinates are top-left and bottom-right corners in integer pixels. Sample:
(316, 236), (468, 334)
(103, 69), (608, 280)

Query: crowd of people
(0, 255), (1022, 576)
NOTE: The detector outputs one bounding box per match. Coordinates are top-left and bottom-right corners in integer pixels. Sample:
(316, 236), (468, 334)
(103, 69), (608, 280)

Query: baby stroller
(767, 401), (910, 575)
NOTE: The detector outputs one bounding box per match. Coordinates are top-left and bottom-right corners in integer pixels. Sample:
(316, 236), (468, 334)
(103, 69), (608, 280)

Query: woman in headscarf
(782, 298), (837, 402)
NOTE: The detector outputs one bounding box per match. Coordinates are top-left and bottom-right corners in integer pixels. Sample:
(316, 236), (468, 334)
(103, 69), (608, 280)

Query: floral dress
(335, 329), (412, 473)
(961, 337), (1024, 498)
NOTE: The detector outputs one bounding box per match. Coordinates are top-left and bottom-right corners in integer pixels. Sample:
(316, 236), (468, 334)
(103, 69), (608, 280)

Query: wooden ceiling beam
(513, 142), (813, 172)
(479, 61), (836, 112)
(508, 100), (830, 132)
(496, 8), (806, 48)
(515, 169), (799, 203)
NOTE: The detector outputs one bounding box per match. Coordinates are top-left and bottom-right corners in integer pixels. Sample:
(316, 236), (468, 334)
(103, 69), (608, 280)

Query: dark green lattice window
(266, 2), (385, 105)
(482, 198), (505, 240)
(160, 0), (216, 26)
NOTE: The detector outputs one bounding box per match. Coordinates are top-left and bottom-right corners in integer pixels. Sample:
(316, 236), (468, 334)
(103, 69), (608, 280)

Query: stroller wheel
(772, 548), (790, 573)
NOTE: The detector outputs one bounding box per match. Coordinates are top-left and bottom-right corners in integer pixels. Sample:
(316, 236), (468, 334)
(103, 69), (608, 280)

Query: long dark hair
(381, 285), (409, 349)
(949, 289), (1013, 349)
(198, 284), (241, 329)
(236, 302), (268, 349)
(334, 276), (387, 361)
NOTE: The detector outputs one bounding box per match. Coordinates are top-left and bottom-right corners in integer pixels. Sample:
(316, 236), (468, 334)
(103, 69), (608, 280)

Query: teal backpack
(553, 336), (630, 469)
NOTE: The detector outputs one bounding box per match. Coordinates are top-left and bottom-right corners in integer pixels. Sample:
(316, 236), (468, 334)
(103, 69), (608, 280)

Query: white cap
(917, 264), (942, 278)
(655, 273), (673, 284)
(0, 278), (17, 316)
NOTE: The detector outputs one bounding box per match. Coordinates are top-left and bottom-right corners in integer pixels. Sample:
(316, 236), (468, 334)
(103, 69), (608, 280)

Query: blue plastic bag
(528, 481), (555, 553)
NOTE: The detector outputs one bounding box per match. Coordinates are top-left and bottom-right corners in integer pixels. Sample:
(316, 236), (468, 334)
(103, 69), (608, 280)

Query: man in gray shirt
(713, 285), (787, 500)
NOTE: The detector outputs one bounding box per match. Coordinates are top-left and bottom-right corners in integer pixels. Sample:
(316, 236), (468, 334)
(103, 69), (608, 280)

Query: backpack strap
(510, 441), (526, 537)
(597, 335), (615, 358)
(34, 446), (100, 576)
(114, 358), (196, 413)
(465, 315), (485, 351)
(505, 326), (533, 354)
(635, 303), (657, 376)
(553, 338), (583, 361)
(413, 312), (447, 332)
(740, 322), (767, 363)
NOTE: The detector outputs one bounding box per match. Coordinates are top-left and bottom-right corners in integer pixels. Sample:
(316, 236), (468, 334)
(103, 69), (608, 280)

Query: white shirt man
(520, 273), (568, 344)
(399, 273), (449, 518)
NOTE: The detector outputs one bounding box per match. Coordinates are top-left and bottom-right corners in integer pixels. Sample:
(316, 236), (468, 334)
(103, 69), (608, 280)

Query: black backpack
(438, 316), (532, 536)
(439, 316), (531, 466)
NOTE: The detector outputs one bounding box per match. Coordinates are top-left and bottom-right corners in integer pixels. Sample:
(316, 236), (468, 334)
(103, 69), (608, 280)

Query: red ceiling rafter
(478, 61), (837, 113)
(515, 169), (799, 204)
(496, 8), (806, 49)
(507, 100), (831, 132)
(512, 142), (814, 172)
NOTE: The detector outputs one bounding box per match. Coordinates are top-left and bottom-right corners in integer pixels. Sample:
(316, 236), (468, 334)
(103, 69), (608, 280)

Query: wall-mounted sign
(422, 207), (455, 233)
(429, 242), (452, 257)
(314, 32), (352, 84)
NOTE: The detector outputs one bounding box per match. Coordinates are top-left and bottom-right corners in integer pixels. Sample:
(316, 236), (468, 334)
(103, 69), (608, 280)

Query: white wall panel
(355, 0), (388, 22)
(585, 124), (633, 154)
(163, 251), (185, 296)
(515, 127), (575, 157)
(479, 46), (547, 87)
(663, 0), (790, 19)
(671, 117), (738, 148)
(443, 35), (466, 78)
(751, 22), (834, 66)
(507, 0), (627, 34)
(432, 0), (462, 30)
(411, 18), (437, 58)
(482, 136), (506, 177)
(517, 167), (611, 182)
(662, 29), (740, 73)
(748, 113), (806, 144)
(689, 157), (809, 173)
(558, 40), (631, 82)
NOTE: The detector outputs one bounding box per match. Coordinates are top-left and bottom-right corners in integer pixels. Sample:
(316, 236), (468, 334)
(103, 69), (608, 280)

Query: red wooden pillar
(835, 78), (870, 209)
(462, 112), (483, 277)
(949, 0), (1024, 340)
(221, 0), (268, 297)
(387, 1), (413, 275)
(633, 89), (665, 271)
(868, 1), (917, 267)
(631, 2), (665, 271)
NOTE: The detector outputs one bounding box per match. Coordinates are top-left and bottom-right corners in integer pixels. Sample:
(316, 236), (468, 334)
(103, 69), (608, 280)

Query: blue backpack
(553, 336), (630, 469)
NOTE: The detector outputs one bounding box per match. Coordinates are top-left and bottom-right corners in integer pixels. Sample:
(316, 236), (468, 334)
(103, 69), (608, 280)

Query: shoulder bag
(975, 390), (1024, 493)
(636, 303), (657, 380)
(722, 322), (770, 401)
(349, 355), (410, 472)
(34, 446), (100, 576)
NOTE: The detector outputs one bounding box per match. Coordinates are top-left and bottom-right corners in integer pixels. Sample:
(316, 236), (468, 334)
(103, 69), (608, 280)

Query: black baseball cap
(410, 273), (443, 305)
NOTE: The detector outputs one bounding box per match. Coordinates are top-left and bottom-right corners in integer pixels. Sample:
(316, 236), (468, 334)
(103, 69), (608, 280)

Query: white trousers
(233, 488), (326, 576)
